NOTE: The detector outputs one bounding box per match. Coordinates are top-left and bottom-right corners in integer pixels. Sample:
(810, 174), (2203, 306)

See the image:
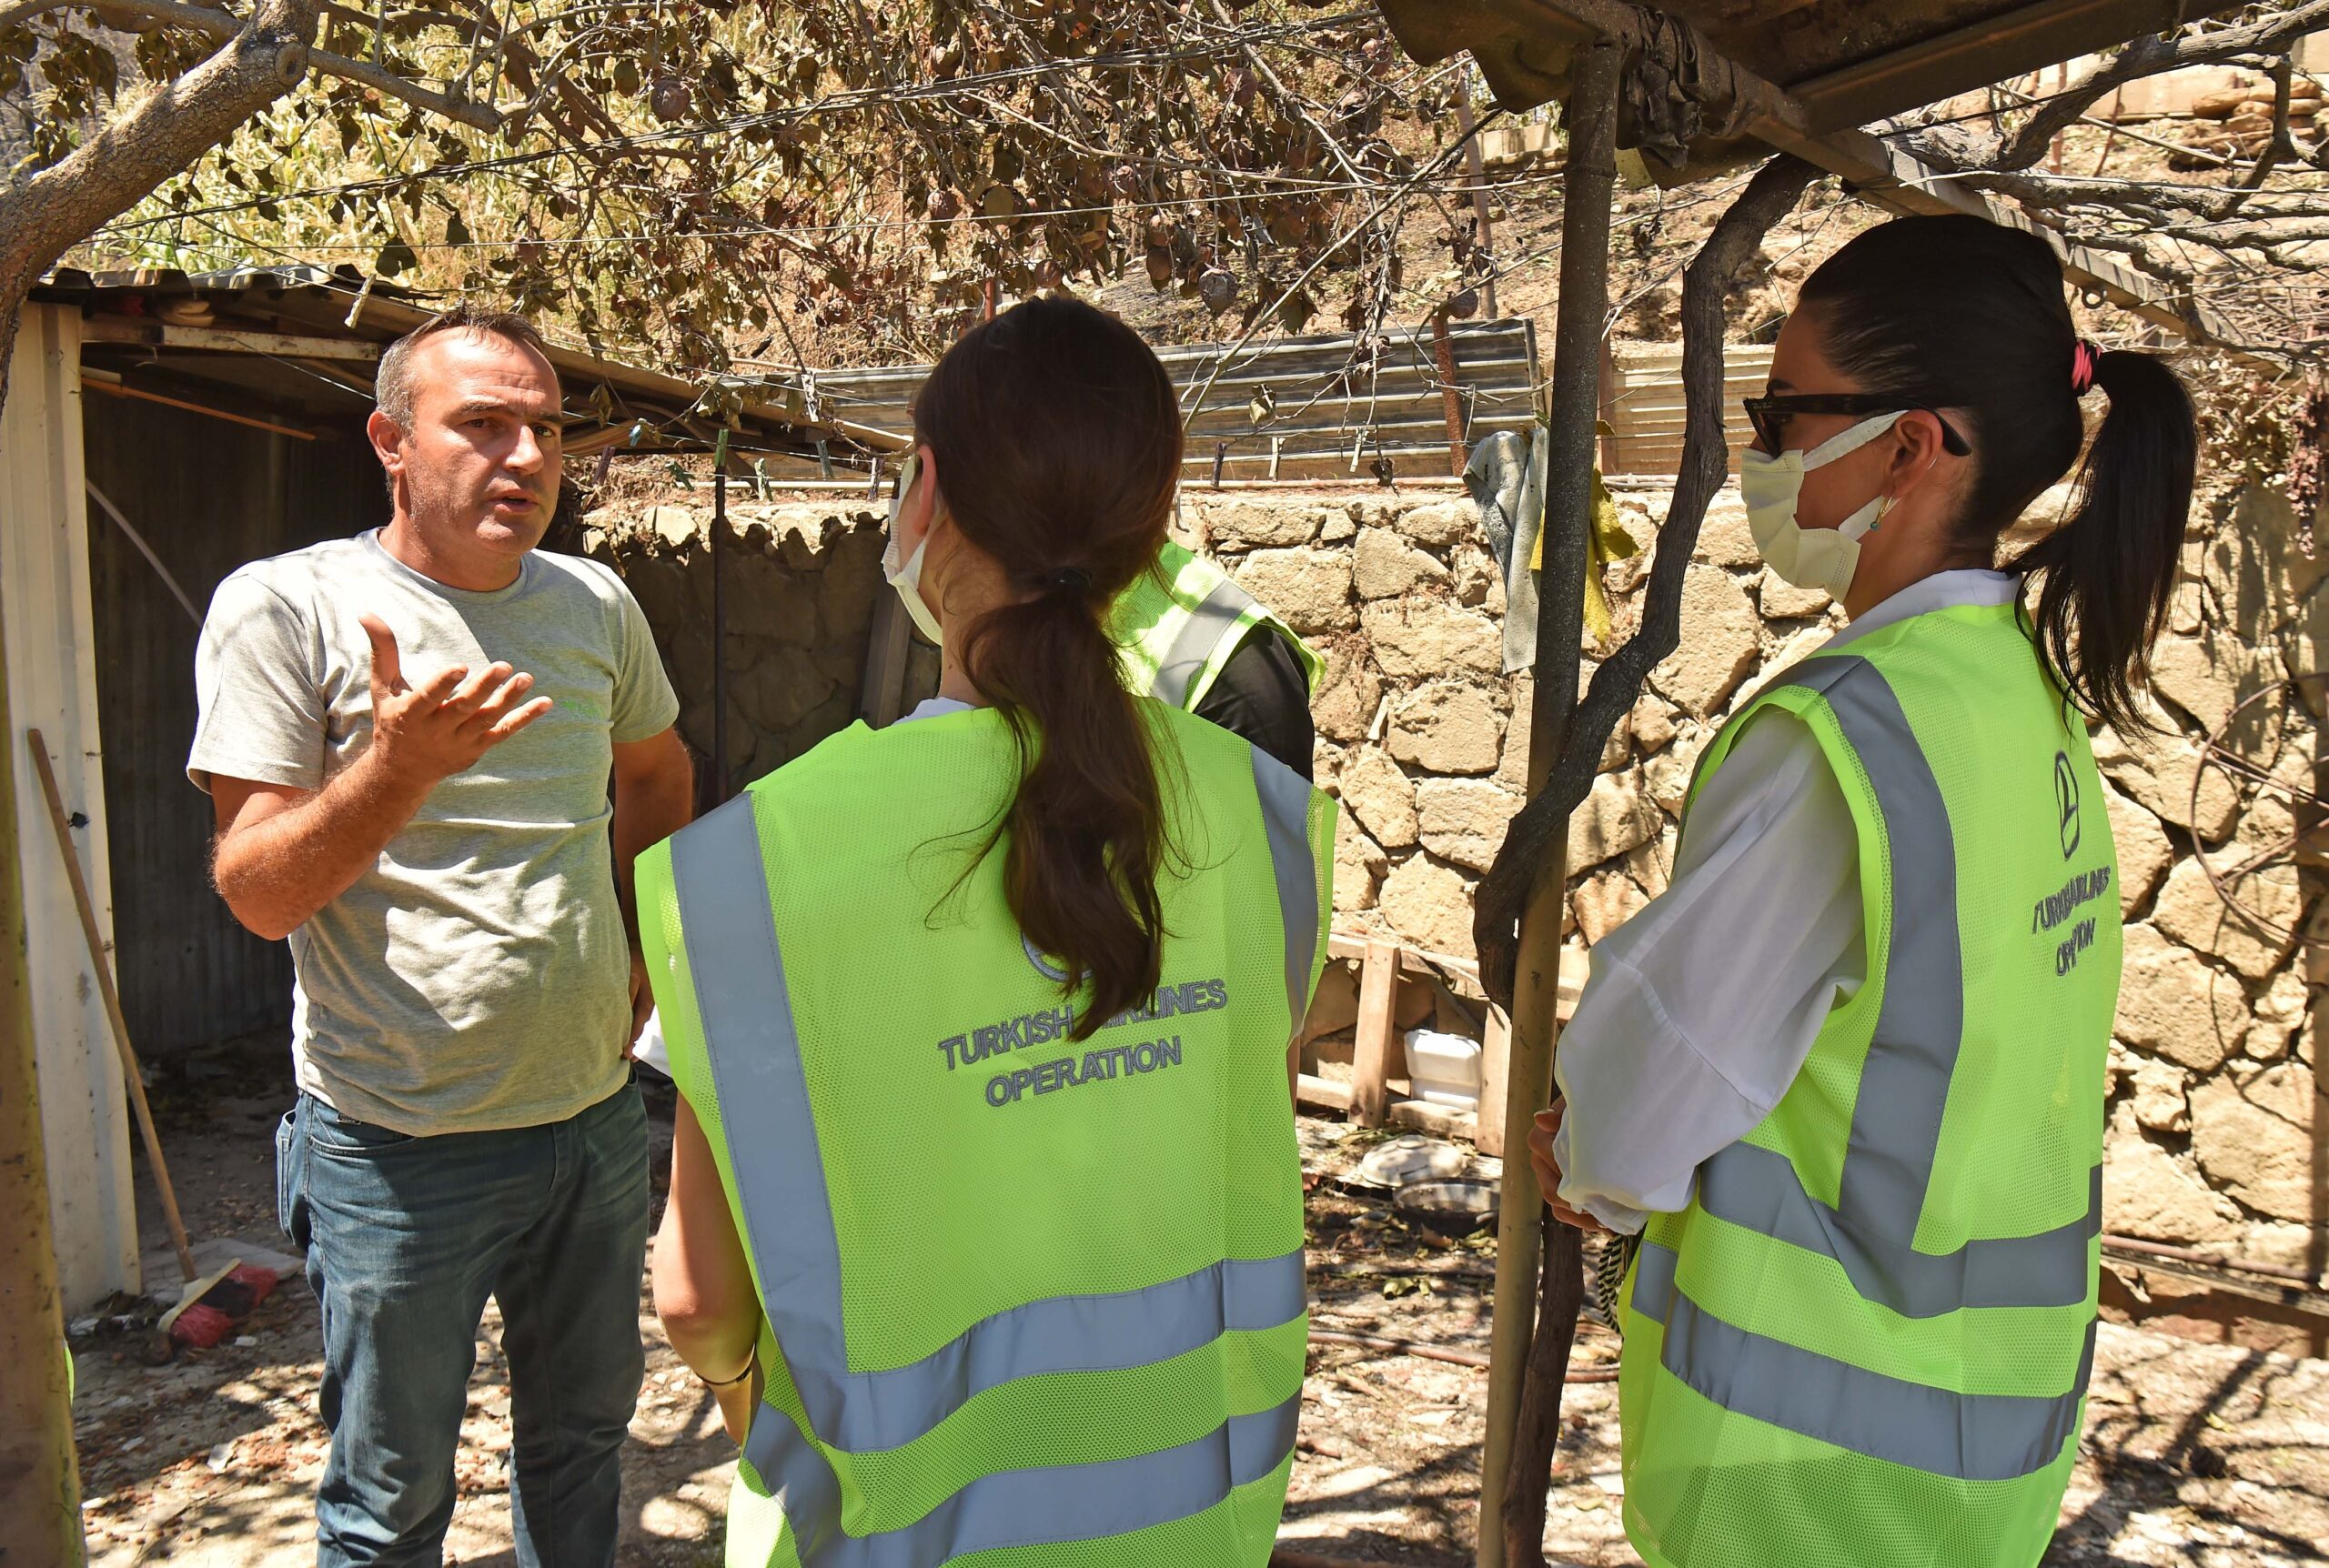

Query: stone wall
(1177, 482), (2325, 1332)
(575, 498), (939, 799)
(584, 480), (2326, 1332)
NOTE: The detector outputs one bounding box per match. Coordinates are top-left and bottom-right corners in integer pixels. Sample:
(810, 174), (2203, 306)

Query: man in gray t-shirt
(191, 306), (693, 1566)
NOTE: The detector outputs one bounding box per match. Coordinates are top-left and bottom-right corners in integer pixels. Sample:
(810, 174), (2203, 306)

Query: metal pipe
(2102, 1233), (2324, 1288)
(711, 466), (729, 804)
(84, 481), (201, 627)
(1478, 40), (1622, 1568)
(1433, 310), (1469, 477)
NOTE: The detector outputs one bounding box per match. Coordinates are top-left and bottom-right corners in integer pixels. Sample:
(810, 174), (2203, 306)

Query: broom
(28, 729), (280, 1352)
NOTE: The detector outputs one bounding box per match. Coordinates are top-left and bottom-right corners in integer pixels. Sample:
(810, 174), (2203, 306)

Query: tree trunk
(0, 566), (85, 1562)
(0, 5), (326, 1544)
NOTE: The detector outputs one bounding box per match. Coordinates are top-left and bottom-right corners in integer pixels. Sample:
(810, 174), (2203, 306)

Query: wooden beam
(1785, 0), (2251, 135)
(857, 592), (916, 729)
(80, 374), (317, 440)
(1501, 0), (2268, 367)
(1295, 1073), (1354, 1113)
(79, 317), (383, 361)
(266, 290), (911, 453)
(1476, 1007), (1511, 1159)
(1746, 120), (2266, 364)
(1350, 940), (1400, 1129)
(1388, 1099), (1477, 1141)
(1326, 930), (1486, 994)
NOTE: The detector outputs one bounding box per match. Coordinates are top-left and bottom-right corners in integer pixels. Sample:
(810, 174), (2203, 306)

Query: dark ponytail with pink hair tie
(2071, 339), (2101, 397)
(1796, 216), (2197, 734)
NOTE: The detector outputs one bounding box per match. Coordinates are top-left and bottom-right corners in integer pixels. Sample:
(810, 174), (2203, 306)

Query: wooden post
(1476, 1007), (1511, 1159)
(1479, 41), (1621, 1568)
(28, 731), (193, 1282)
(1351, 940), (1399, 1128)
(711, 459), (730, 802)
(0, 591), (86, 1564)
(1455, 78), (1500, 321)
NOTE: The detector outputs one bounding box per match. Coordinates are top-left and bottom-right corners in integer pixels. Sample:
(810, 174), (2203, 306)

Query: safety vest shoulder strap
(1114, 540), (1325, 709)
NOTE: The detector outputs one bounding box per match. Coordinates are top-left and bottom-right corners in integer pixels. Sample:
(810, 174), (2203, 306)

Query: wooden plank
(0, 307), (138, 1309)
(1351, 940), (1400, 1128)
(1296, 1073), (1354, 1112)
(1476, 1007), (1511, 1158)
(1388, 1099), (1478, 1141)
(79, 317), (384, 362)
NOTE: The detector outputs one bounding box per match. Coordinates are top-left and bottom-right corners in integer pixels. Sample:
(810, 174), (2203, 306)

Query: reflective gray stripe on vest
(1250, 749), (1322, 1032)
(1630, 1242), (2090, 1482)
(1695, 656), (2097, 1318)
(1699, 1142), (2101, 1314)
(1640, 654), (2099, 1482)
(747, 1392), (1300, 1568)
(670, 787), (1310, 1461)
(1154, 577), (1257, 708)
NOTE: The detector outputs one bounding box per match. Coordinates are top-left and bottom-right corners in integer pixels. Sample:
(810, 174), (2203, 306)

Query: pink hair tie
(2071, 339), (2100, 397)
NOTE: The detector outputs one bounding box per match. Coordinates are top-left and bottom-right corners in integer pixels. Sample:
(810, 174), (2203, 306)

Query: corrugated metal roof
(1601, 342), (1774, 477)
(758, 318), (1541, 484)
(33, 264), (890, 458)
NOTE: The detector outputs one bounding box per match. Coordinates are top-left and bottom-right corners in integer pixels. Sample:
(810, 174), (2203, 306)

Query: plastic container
(1404, 1028), (1483, 1111)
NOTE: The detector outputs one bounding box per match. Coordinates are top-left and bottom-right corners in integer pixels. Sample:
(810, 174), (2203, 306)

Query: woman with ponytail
(639, 297), (1335, 1568)
(1528, 214), (2197, 1568)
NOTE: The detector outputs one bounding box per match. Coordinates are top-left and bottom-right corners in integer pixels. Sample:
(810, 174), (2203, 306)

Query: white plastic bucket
(1404, 1028), (1483, 1111)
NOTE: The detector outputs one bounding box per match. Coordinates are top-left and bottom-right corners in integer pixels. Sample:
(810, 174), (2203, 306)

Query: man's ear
(368, 409), (408, 483)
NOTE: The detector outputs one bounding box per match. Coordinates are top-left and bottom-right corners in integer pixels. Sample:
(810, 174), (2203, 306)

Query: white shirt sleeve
(1549, 708), (1866, 1233)
(632, 1009), (671, 1078)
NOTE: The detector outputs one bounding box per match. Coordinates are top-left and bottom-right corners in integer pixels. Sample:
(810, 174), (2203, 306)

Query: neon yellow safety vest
(1618, 600), (2117, 1568)
(1110, 539), (1325, 710)
(638, 699), (1336, 1568)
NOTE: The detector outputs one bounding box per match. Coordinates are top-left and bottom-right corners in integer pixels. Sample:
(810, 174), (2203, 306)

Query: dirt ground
(67, 1033), (2329, 1566)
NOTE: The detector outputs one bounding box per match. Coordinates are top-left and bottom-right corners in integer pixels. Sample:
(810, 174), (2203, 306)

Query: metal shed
(4, 266), (872, 1309)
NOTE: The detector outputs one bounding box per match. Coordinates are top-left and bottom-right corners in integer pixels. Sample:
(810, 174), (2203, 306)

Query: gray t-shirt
(189, 530), (681, 1135)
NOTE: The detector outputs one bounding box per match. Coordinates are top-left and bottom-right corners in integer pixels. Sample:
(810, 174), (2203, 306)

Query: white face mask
(1737, 411), (1902, 603)
(881, 452), (947, 646)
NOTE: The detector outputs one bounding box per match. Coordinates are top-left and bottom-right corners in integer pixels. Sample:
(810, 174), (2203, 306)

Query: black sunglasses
(1741, 393), (1971, 458)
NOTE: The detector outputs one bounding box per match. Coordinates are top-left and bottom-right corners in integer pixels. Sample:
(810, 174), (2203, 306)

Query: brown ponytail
(913, 297), (1185, 1038)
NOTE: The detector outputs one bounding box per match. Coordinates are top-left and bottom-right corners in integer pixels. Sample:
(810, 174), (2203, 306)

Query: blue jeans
(277, 1080), (650, 1567)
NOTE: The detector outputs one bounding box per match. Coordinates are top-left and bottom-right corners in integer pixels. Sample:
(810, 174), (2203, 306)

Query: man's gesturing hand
(360, 614), (553, 785)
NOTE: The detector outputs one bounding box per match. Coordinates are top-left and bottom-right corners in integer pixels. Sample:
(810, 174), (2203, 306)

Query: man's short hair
(374, 305), (553, 428)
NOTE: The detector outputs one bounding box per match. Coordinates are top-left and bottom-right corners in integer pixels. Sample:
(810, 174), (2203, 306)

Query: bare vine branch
(1473, 153), (1822, 1011)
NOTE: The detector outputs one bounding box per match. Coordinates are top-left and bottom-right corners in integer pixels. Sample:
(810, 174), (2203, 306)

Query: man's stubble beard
(399, 461), (549, 556)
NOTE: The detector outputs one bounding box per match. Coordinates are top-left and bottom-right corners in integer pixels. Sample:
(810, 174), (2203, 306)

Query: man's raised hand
(359, 613), (554, 785)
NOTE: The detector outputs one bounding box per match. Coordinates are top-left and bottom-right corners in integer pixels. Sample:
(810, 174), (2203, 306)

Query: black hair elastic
(1046, 566), (1094, 595)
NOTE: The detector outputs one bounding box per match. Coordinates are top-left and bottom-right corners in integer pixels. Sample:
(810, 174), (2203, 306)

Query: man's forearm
(215, 749), (435, 940)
